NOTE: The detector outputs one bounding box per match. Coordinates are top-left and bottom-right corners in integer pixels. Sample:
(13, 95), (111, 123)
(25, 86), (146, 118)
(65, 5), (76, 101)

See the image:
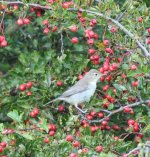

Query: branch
(0, 1), (52, 10)
(89, 100), (150, 123)
(60, 31), (64, 56)
(125, 141), (150, 157)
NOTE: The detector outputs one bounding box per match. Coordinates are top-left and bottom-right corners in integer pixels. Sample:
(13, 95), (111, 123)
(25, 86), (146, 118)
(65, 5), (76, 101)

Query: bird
(45, 69), (105, 113)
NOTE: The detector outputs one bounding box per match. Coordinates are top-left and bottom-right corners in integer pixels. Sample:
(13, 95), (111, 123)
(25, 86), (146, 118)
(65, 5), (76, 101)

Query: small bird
(45, 69), (105, 113)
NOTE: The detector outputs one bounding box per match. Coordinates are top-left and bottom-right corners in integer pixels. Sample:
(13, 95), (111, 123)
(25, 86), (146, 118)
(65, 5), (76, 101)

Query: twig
(0, 1), (52, 10)
(0, 10), (6, 35)
(126, 147), (140, 156)
(60, 31), (64, 56)
(89, 100), (150, 123)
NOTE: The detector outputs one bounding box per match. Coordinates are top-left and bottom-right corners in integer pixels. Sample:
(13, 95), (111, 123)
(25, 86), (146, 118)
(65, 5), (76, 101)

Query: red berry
(91, 19), (97, 24)
(132, 81), (139, 87)
(148, 102), (150, 107)
(56, 81), (63, 86)
(0, 146), (4, 153)
(27, 91), (32, 96)
(72, 140), (80, 147)
(148, 28), (150, 34)
(43, 28), (50, 34)
(49, 130), (55, 136)
(66, 135), (74, 142)
(19, 84), (26, 91)
(103, 85), (110, 91)
(62, 2), (69, 9)
(33, 108), (39, 115)
(96, 145), (103, 152)
(71, 37), (78, 44)
(17, 19), (23, 25)
(110, 26), (117, 33)
(94, 33), (99, 39)
(90, 21), (95, 27)
(128, 119), (135, 125)
(70, 25), (78, 32)
(138, 16), (143, 22)
(86, 114), (93, 120)
(0, 40), (7, 47)
(13, 4), (19, 10)
(124, 106), (131, 113)
(48, 124), (57, 131)
(78, 74), (83, 80)
(58, 105), (65, 112)
(134, 126), (139, 132)
(112, 125), (120, 131)
(114, 136), (119, 141)
(0, 35), (4, 42)
(130, 65), (137, 70)
(30, 111), (37, 118)
(87, 39), (94, 45)
(90, 111), (96, 117)
(147, 38), (150, 44)
(69, 153), (77, 157)
(0, 142), (7, 148)
(97, 112), (104, 118)
(23, 18), (30, 25)
(90, 126), (98, 132)
(52, 26), (58, 32)
(44, 137), (50, 143)
(103, 40), (109, 46)
(42, 20), (49, 25)
(26, 81), (32, 88)
(82, 148), (89, 153)
(111, 63), (118, 70)
(101, 120), (108, 126)
(105, 47), (114, 54)
(88, 48), (95, 55)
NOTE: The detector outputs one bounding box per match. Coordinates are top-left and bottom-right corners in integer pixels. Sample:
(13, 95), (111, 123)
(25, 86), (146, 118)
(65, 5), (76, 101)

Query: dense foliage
(0, 0), (150, 156)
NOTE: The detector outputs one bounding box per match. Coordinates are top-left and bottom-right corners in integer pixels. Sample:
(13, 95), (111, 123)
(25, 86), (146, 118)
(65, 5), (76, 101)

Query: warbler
(45, 69), (105, 113)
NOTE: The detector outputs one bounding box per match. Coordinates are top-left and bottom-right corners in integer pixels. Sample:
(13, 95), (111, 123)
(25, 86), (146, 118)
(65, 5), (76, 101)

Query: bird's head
(85, 69), (106, 83)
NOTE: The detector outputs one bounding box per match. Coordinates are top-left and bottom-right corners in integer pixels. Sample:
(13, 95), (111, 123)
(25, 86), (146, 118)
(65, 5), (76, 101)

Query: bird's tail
(43, 98), (58, 106)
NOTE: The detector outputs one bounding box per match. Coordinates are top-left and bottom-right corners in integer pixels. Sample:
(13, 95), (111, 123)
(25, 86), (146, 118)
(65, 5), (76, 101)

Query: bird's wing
(60, 84), (89, 98)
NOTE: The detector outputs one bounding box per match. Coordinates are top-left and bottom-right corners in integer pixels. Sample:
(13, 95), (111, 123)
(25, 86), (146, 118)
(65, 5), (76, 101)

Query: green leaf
(7, 110), (23, 123)
(17, 132), (34, 140)
(108, 103), (114, 110)
(39, 118), (49, 133)
(0, 123), (4, 132)
(113, 84), (126, 91)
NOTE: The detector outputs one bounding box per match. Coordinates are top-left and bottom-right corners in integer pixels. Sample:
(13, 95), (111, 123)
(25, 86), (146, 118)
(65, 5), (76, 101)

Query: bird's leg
(74, 104), (87, 114)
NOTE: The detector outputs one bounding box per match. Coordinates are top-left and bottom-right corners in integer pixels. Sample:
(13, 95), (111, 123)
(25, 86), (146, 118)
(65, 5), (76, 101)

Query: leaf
(39, 118), (49, 133)
(17, 132), (34, 140)
(113, 84), (126, 91)
(7, 110), (23, 123)
(0, 123), (4, 132)
(108, 103), (114, 110)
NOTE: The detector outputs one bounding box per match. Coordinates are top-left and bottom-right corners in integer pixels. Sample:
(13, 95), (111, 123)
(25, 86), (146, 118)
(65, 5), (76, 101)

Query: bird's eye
(94, 73), (98, 76)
